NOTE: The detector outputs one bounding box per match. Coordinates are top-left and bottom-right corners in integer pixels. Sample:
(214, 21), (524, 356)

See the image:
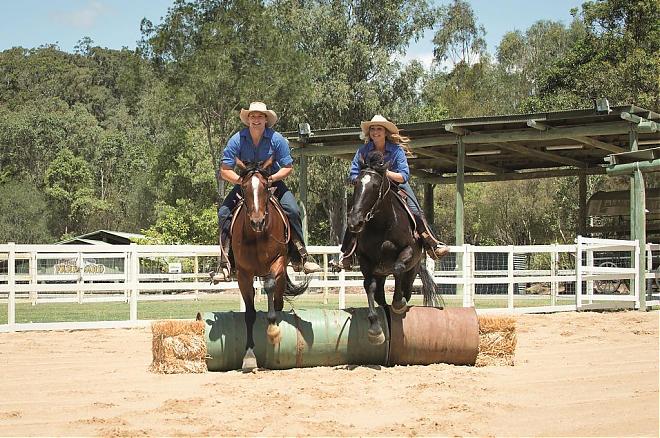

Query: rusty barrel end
(388, 306), (479, 366)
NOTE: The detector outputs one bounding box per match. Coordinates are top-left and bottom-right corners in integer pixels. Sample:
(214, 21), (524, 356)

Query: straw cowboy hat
(239, 102), (278, 127)
(360, 114), (400, 136)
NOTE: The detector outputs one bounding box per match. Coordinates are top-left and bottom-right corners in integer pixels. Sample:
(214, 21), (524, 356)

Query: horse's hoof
(267, 324), (281, 345)
(368, 329), (385, 345)
(241, 349), (257, 372)
(391, 300), (408, 314)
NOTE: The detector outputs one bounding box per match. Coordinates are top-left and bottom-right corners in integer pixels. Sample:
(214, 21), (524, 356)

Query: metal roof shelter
(287, 104), (659, 184)
(58, 230), (144, 245)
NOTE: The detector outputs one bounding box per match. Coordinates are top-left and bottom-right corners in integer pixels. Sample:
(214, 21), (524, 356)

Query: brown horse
(232, 157), (309, 371)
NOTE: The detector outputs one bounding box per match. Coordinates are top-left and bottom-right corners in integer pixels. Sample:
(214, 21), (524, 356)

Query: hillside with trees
(1, 0), (657, 245)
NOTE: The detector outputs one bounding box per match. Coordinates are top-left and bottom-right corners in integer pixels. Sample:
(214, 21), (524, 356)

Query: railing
(0, 238), (657, 331)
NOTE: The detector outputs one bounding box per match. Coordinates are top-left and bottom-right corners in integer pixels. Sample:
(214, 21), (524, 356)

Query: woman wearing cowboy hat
(337, 114), (449, 270)
(215, 101), (321, 279)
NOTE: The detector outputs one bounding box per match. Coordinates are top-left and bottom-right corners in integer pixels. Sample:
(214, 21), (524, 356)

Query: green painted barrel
(201, 308), (389, 371)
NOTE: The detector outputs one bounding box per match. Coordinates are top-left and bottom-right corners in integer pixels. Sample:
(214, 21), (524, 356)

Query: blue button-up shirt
(349, 141), (410, 183)
(222, 127), (293, 175)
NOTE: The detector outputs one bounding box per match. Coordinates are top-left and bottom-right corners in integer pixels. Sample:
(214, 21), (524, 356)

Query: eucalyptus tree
(270, 0), (438, 243)
(525, 0), (659, 111)
(139, 0), (314, 203)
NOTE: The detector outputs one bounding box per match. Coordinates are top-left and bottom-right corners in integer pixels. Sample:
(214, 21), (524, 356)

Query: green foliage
(0, 180), (54, 243)
(432, 0), (486, 65)
(140, 199), (217, 244)
(0, 0), (655, 246)
(524, 0), (659, 110)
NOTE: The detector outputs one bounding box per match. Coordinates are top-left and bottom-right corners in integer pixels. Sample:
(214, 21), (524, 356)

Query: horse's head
(236, 156), (274, 233)
(348, 151), (390, 233)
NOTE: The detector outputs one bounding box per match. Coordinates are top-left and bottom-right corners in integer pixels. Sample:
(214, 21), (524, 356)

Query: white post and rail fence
(1, 238), (658, 332)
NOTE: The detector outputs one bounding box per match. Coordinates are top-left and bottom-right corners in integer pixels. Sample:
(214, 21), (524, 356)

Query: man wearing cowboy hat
(215, 102), (321, 278)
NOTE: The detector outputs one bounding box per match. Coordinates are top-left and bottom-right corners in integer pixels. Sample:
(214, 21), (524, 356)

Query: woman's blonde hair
(360, 128), (413, 157)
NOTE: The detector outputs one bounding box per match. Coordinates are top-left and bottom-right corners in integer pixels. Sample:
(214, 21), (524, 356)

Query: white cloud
(49, 1), (109, 29)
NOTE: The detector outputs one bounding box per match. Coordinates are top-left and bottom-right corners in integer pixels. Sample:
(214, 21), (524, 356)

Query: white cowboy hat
(360, 114), (399, 136)
(239, 102), (278, 127)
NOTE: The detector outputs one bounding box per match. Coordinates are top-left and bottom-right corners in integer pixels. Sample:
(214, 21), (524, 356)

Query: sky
(0, 0), (583, 65)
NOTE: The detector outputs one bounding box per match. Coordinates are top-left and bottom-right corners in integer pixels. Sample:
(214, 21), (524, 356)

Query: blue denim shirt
(349, 140), (410, 183)
(222, 127), (293, 175)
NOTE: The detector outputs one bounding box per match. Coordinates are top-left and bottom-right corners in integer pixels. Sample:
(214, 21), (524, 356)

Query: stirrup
(209, 265), (231, 284)
(426, 244), (450, 260)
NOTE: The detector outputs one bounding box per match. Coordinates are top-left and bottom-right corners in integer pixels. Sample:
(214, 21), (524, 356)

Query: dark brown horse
(232, 157), (309, 370)
(348, 151), (441, 344)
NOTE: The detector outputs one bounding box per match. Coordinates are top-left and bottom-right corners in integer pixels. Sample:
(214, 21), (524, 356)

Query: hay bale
(476, 315), (517, 367)
(149, 320), (208, 374)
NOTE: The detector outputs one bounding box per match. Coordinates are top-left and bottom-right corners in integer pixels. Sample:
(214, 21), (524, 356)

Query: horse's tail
(284, 272), (310, 297)
(419, 262), (444, 308)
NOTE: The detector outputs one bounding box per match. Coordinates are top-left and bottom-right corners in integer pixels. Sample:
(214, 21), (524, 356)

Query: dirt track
(0, 310), (658, 437)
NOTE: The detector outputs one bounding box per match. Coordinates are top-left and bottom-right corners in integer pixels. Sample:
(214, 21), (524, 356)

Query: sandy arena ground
(0, 310), (658, 437)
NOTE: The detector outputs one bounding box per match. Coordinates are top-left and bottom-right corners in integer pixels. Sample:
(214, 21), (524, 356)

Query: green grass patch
(0, 292), (582, 324)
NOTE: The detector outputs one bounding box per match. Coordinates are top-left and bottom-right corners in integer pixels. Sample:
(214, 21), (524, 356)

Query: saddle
(341, 188), (418, 261)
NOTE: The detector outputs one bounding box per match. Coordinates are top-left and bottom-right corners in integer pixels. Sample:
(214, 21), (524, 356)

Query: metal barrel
(202, 307), (389, 371)
(388, 306), (479, 366)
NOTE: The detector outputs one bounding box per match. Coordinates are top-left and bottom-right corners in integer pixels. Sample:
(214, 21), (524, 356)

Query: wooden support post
(629, 126), (647, 309)
(456, 136), (465, 295)
(299, 153), (308, 243)
(423, 183), (434, 227)
(578, 175), (587, 237)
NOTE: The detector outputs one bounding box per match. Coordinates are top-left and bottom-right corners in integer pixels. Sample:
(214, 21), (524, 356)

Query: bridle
(240, 169), (272, 227)
(359, 169), (391, 224)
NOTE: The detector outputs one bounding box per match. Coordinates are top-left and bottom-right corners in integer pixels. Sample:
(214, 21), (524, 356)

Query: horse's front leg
(264, 256), (286, 345)
(237, 270), (257, 371)
(391, 246), (414, 314)
(363, 274), (385, 345)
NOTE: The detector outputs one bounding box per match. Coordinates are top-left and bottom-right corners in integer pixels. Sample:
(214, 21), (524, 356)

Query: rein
(362, 169), (391, 224)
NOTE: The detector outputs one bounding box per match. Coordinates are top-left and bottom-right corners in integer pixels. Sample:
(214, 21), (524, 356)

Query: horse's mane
(364, 150), (388, 173)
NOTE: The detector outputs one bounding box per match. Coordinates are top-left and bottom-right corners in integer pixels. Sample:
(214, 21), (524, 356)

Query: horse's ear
(235, 157), (247, 171)
(260, 155), (274, 171)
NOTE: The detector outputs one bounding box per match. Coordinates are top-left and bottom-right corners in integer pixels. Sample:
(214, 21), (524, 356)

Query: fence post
(586, 248), (594, 304)
(77, 251), (84, 304)
(551, 244), (558, 307)
(634, 240), (641, 309)
(8, 242), (16, 327)
(576, 236), (583, 310)
(129, 244), (139, 321)
(462, 244), (473, 308)
(323, 253), (328, 305)
(194, 255), (199, 300)
(339, 267), (346, 310)
(507, 246), (514, 309)
(30, 251), (38, 306)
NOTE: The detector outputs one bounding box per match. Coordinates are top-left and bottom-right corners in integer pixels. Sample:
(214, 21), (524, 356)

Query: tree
(44, 148), (108, 237)
(525, 0), (659, 111)
(432, 0), (486, 66)
(0, 180), (53, 243)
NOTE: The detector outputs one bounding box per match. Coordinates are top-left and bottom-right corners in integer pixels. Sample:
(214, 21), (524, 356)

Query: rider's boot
(290, 237), (322, 274)
(210, 234), (232, 284)
(415, 215), (450, 260)
(330, 230), (357, 272)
